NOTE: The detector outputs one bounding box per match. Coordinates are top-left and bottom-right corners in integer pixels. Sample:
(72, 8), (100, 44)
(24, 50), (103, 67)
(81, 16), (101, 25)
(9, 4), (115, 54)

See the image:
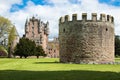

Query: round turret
(59, 13), (114, 64)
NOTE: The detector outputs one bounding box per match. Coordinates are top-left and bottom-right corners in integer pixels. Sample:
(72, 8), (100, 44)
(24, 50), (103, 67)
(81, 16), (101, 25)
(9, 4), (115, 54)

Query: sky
(0, 0), (120, 40)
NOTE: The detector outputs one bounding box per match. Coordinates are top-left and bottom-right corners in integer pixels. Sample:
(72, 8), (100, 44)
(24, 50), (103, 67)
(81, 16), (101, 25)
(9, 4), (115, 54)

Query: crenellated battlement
(59, 13), (114, 23)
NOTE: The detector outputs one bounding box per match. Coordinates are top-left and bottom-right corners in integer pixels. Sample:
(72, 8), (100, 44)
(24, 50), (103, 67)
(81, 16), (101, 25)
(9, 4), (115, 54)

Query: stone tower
(59, 13), (114, 64)
(24, 16), (49, 53)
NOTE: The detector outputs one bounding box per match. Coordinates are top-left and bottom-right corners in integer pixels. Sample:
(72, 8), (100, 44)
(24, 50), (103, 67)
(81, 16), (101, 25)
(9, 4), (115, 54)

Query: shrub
(35, 45), (46, 58)
(0, 46), (8, 57)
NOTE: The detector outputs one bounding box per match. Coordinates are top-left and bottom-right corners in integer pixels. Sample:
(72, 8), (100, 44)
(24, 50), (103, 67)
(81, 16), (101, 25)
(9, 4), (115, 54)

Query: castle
(24, 16), (49, 53)
(59, 13), (114, 64)
(47, 37), (59, 58)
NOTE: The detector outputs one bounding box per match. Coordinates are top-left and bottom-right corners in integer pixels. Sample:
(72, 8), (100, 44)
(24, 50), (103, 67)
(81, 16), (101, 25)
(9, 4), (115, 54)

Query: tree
(8, 26), (16, 58)
(35, 45), (46, 58)
(14, 38), (36, 58)
(115, 35), (120, 57)
(0, 16), (12, 38)
(0, 16), (13, 57)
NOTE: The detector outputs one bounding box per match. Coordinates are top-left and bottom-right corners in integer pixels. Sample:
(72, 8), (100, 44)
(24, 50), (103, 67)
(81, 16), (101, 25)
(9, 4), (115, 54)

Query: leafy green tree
(14, 38), (36, 58)
(0, 16), (13, 57)
(35, 45), (46, 58)
(0, 16), (12, 38)
(115, 35), (120, 57)
(8, 26), (16, 58)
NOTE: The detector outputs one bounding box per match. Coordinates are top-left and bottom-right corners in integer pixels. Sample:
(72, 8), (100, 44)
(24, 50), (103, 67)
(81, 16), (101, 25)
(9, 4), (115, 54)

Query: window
(40, 41), (42, 44)
(106, 28), (108, 31)
(63, 28), (65, 32)
(32, 26), (34, 29)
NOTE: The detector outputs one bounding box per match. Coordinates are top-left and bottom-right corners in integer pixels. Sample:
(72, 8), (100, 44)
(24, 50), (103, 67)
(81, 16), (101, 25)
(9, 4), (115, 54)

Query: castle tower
(24, 16), (49, 53)
(59, 13), (114, 64)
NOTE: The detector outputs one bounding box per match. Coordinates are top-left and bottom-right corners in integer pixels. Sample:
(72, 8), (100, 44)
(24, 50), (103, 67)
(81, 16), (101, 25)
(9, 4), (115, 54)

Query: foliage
(14, 37), (47, 58)
(0, 16), (12, 38)
(0, 45), (8, 56)
(0, 16), (14, 58)
(8, 26), (16, 47)
(115, 35), (120, 56)
(8, 26), (17, 58)
(35, 45), (46, 58)
(14, 38), (36, 58)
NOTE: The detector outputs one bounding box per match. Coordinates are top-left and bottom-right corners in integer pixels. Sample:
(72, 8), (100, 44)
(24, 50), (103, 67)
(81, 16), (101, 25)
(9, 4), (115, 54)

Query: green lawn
(0, 58), (120, 80)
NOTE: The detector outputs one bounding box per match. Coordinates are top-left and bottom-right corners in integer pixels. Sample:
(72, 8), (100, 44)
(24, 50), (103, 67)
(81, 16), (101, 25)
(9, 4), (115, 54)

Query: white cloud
(0, 0), (22, 16)
(0, 0), (120, 40)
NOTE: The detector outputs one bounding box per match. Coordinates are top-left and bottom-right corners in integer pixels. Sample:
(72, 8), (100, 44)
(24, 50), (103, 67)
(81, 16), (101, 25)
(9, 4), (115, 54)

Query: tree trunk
(24, 56), (27, 58)
(20, 56), (22, 58)
(8, 47), (12, 58)
(37, 56), (39, 59)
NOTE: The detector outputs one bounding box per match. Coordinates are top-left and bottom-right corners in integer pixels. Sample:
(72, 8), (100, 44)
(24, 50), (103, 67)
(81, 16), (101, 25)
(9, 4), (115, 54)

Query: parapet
(82, 13), (87, 21)
(92, 13), (97, 21)
(72, 14), (77, 20)
(59, 13), (114, 23)
(65, 15), (70, 21)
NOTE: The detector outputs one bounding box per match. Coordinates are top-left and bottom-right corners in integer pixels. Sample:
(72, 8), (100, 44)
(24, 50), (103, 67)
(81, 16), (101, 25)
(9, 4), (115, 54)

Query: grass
(115, 58), (120, 62)
(0, 58), (120, 80)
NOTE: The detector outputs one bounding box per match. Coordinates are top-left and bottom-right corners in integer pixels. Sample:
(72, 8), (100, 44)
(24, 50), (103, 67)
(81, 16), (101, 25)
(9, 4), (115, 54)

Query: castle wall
(59, 13), (114, 63)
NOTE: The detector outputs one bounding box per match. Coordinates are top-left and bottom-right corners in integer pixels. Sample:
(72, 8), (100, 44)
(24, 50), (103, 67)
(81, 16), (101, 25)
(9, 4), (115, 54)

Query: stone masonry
(59, 13), (114, 64)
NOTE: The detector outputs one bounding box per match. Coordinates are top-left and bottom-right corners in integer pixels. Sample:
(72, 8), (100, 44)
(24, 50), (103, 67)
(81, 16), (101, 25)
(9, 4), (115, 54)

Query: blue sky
(10, 0), (120, 12)
(99, 0), (120, 6)
(10, 0), (46, 12)
(10, 0), (82, 12)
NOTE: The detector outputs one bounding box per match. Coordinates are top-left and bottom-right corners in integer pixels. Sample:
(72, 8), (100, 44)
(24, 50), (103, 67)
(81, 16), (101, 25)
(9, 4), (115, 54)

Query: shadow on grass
(0, 70), (120, 80)
(34, 61), (59, 64)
